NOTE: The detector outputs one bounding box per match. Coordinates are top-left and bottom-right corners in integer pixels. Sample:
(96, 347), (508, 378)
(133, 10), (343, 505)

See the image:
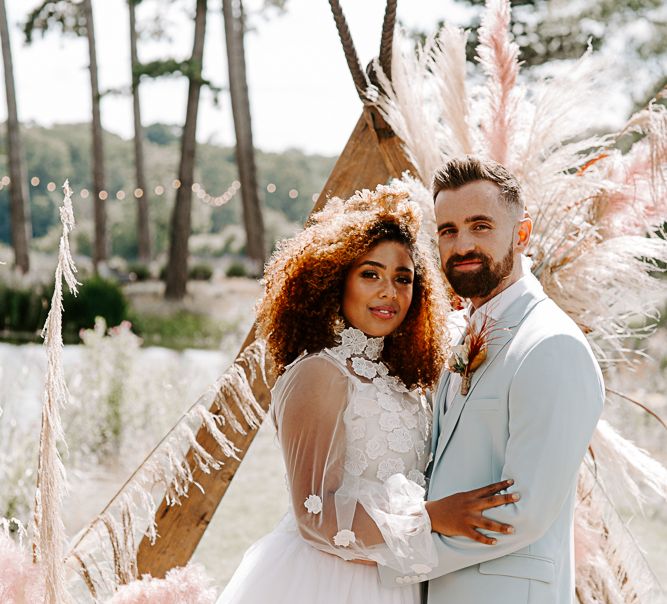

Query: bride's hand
(425, 479), (518, 544)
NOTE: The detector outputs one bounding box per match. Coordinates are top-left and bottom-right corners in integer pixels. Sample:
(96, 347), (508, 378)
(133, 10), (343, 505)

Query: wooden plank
(134, 107), (414, 577)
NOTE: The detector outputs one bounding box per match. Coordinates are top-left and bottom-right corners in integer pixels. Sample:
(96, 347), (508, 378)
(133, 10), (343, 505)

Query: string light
(0, 174), (316, 213)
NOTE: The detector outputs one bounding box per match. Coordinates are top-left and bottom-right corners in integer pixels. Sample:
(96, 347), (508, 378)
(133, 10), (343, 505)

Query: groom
(378, 156), (604, 603)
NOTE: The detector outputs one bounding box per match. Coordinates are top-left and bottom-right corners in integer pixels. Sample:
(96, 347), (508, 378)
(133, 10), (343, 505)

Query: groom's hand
(425, 479), (518, 545)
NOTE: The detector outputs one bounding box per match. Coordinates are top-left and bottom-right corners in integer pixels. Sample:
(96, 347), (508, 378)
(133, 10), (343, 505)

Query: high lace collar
(332, 326), (384, 360)
(328, 327), (408, 394)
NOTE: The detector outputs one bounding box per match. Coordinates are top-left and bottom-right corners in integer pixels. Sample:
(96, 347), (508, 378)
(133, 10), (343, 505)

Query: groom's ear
(516, 212), (532, 249)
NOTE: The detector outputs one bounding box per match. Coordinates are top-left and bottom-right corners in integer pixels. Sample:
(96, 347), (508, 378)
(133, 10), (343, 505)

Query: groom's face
(435, 179), (527, 307)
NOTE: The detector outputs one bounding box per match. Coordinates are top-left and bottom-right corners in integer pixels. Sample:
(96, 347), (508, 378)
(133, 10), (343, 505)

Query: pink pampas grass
(0, 532), (45, 604)
(107, 563), (216, 604)
(477, 0), (521, 166)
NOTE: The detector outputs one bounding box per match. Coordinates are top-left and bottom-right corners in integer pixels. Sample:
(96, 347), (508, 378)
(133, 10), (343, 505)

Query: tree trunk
(222, 0), (265, 268)
(83, 0), (107, 271)
(0, 0), (30, 273)
(164, 0), (207, 300)
(129, 0), (150, 263)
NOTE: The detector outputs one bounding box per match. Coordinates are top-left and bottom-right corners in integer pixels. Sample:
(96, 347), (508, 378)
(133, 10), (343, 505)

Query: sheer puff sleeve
(271, 353), (437, 574)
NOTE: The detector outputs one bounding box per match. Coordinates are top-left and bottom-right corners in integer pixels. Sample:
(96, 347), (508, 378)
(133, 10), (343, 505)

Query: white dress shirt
(444, 256), (532, 410)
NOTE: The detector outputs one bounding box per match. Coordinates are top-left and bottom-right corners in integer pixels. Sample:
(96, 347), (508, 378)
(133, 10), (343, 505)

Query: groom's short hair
(432, 156), (523, 216)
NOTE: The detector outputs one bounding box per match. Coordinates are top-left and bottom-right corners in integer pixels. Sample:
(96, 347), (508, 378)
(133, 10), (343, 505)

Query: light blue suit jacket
(379, 274), (604, 603)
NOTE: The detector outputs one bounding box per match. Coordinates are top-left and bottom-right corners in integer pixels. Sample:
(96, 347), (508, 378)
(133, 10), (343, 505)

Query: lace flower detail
(333, 529), (356, 547)
(378, 391), (402, 412)
(341, 328), (367, 355)
(351, 357), (377, 379)
(365, 337), (384, 360)
(377, 457), (405, 482)
(353, 396), (379, 418)
(411, 564), (432, 574)
(304, 494), (322, 514)
(379, 412), (402, 432)
(348, 419), (366, 441)
(365, 434), (388, 460)
(407, 469), (426, 487)
(344, 447), (368, 476)
(387, 428), (413, 453)
(400, 410), (418, 430)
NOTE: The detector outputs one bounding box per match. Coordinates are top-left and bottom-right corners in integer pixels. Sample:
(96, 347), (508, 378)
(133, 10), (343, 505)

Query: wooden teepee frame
(67, 1), (417, 581)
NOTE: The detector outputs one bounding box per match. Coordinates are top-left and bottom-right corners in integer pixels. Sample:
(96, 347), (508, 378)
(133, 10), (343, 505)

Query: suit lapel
(432, 287), (548, 469)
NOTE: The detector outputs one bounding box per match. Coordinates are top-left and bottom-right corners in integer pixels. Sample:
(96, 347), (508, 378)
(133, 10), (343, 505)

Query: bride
(217, 185), (516, 603)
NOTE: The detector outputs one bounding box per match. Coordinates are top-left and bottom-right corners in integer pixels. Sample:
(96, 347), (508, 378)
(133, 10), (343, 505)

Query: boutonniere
(447, 315), (496, 395)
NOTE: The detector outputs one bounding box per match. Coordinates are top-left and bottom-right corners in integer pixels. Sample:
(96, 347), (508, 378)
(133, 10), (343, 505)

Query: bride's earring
(333, 305), (346, 337)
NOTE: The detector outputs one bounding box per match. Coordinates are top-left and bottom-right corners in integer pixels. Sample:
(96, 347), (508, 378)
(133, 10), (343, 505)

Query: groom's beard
(444, 244), (514, 300)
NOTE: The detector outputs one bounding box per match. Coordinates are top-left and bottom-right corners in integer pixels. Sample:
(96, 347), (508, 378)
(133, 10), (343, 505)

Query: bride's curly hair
(256, 184), (449, 390)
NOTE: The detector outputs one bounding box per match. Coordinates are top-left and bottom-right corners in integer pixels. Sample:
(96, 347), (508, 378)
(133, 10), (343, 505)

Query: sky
(0, 0), (641, 156)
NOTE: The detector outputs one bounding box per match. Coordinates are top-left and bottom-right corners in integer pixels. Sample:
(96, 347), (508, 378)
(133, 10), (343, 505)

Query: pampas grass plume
(0, 532), (45, 604)
(107, 564), (216, 604)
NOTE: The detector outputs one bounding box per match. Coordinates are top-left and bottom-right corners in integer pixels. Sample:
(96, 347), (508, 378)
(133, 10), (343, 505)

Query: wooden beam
(132, 107), (414, 577)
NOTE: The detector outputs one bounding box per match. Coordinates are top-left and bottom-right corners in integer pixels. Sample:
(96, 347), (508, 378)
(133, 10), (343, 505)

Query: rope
(378, 0), (397, 81)
(328, 0), (369, 101)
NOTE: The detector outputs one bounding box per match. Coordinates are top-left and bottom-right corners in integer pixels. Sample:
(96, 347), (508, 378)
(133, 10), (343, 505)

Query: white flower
(411, 564), (432, 574)
(330, 345), (352, 362)
(366, 434), (388, 460)
(376, 362), (389, 377)
(354, 396), (379, 418)
(372, 376), (391, 394)
(387, 428), (413, 453)
(377, 457), (405, 482)
(351, 357), (378, 379)
(333, 529), (356, 547)
(400, 410), (418, 429)
(378, 391), (402, 412)
(344, 447), (368, 476)
(348, 419), (366, 441)
(364, 337), (384, 360)
(407, 469), (426, 487)
(451, 344), (469, 364)
(304, 494), (322, 514)
(341, 327), (368, 355)
(379, 412), (402, 432)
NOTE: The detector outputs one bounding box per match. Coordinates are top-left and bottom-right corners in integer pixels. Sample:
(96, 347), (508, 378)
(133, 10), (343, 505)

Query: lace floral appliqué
(333, 529), (357, 547)
(304, 494), (322, 514)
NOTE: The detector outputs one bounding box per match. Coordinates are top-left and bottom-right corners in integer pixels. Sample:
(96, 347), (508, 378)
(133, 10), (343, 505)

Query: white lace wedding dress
(217, 328), (437, 604)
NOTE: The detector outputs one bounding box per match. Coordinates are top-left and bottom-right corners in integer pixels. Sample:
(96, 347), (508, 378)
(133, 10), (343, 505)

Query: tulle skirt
(216, 512), (420, 604)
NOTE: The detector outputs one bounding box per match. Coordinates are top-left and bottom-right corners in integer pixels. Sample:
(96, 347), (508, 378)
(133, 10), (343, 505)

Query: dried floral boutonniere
(447, 314), (497, 395)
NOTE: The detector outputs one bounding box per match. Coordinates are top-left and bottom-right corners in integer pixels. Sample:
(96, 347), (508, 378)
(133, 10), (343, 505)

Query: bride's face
(341, 240), (415, 337)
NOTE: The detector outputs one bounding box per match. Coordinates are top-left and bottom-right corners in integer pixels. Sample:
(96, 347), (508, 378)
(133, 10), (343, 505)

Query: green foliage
(188, 262), (213, 281)
(23, 0), (87, 44)
(408, 0), (667, 74)
(0, 277), (129, 342)
(0, 282), (50, 333)
(145, 122), (180, 146)
(62, 277), (129, 339)
(135, 58), (222, 101)
(127, 262), (151, 281)
(225, 261), (247, 278)
(129, 309), (230, 350)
